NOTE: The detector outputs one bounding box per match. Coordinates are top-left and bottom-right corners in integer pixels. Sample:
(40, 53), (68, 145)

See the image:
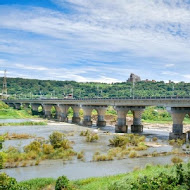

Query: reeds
(171, 156), (183, 164)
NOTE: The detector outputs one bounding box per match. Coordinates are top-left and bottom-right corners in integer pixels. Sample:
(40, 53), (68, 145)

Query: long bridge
(4, 97), (190, 140)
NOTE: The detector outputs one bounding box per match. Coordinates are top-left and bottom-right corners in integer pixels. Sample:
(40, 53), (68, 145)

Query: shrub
(80, 130), (90, 136)
(93, 154), (114, 161)
(49, 131), (65, 149)
(55, 175), (70, 190)
(152, 137), (158, 142)
(0, 173), (29, 190)
(60, 139), (71, 149)
(171, 156), (183, 164)
(109, 163), (190, 190)
(24, 141), (41, 153)
(43, 144), (54, 154)
(129, 151), (138, 158)
(77, 151), (84, 159)
(169, 139), (175, 145)
(0, 152), (7, 169)
(109, 135), (129, 147)
(86, 133), (99, 142)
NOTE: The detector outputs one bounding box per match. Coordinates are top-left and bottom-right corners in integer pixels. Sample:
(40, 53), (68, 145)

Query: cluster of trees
(1, 77), (190, 99)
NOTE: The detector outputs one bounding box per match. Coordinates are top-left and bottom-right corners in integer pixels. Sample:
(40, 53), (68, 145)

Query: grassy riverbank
(0, 101), (35, 119)
(19, 162), (190, 190)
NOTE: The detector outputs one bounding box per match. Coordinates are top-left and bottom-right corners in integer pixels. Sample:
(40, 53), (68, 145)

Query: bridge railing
(38, 96), (190, 101)
(4, 96), (190, 101)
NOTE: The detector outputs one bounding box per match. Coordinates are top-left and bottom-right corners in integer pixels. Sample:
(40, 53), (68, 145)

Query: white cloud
(165, 64), (175, 67)
(0, 1), (190, 81)
(161, 71), (178, 75)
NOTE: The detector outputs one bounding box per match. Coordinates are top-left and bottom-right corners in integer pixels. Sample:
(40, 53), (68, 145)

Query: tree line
(1, 77), (190, 99)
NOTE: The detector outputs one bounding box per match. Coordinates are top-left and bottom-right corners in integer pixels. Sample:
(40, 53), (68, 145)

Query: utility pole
(132, 80), (135, 99)
(71, 88), (73, 98)
(2, 70), (7, 99)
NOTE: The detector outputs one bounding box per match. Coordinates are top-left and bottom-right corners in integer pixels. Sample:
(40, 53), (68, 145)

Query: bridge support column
(72, 106), (81, 124)
(31, 104), (40, 115)
(14, 103), (21, 110)
(42, 104), (53, 119)
(168, 108), (186, 140)
(7, 103), (15, 108)
(23, 103), (30, 109)
(115, 106), (129, 133)
(131, 107), (145, 133)
(96, 106), (107, 127)
(82, 106), (93, 126)
(55, 105), (68, 122)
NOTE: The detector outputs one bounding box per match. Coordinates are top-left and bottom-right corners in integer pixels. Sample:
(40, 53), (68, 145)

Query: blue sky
(0, 0), (190, 83)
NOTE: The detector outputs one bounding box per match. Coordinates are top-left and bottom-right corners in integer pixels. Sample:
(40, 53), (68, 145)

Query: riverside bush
(49, 131), (65, 148)
(0, 173), (29, 190)
(109, 135), (129, 147)
(86, 133), (99, 142)
(80, 130), (90, 136)
(24, 141), (41, 153)
(4, 131), (76, 168)
(109, 163), (190, 190)
(55, 175), (70, 190)
(109, 134), (146, 148)
(171, 156), (183, 164)
(42, 144), (54, 154)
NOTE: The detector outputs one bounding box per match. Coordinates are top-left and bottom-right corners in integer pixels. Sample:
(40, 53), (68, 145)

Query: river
(1, 119), (189, 181)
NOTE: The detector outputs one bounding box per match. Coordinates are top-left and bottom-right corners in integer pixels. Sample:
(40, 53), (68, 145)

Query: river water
(1, 119), (189, 181)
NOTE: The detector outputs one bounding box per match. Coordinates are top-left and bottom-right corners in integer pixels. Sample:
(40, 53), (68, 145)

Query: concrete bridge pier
(168, 107), (186, 140)
(95, 106), (107, 127)
(82, 106), (93, 126)
(72, 105), (81, 124)
(115, 106), (129, 133)
(14, 103), (21, 110)
(55, 105), (68, 122)
(131, 107), (145, 133)
(7, 103), (15, 108)
(22, 103), (30, 109)
(42, 104), (53, 119)
(31, 104), (40, 115)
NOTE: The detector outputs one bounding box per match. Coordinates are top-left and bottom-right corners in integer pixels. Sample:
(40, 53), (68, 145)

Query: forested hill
(1, 77), (190, 99)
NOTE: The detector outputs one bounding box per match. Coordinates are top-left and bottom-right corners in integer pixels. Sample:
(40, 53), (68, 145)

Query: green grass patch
(19, 178), (56, 190)
(19, 162), (190, 190)
(0, 108), (35, 119)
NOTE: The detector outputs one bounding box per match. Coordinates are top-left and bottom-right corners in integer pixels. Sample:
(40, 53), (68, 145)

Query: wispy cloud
(165, 64), (175, 68)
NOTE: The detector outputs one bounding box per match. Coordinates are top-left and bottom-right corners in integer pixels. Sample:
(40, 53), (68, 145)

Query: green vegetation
(92, 134), (148, 162)
(2, 131), (76, 169)
(80, 130), (99, 142)
(0, 173), (29, 190)
(109, 163), (190, 190)
(0, 101), (34, 119)
(18, 162), (190, 190)
(55, 176), (70, 190)
(19, 178), (56, 190)
(4, 77), (190, 99)
(171, 156), (183, 164)
(2, 132), (35, 140)
(0, 121), (47, 126)
(0, 135), (5, 169)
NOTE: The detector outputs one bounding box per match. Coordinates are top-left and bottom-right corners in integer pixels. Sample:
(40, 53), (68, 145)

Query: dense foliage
(0, 173), (29, 190)
(55, 176), (70, 190)
(109, 163), (190, 190)
(3, 77), (190, 99)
